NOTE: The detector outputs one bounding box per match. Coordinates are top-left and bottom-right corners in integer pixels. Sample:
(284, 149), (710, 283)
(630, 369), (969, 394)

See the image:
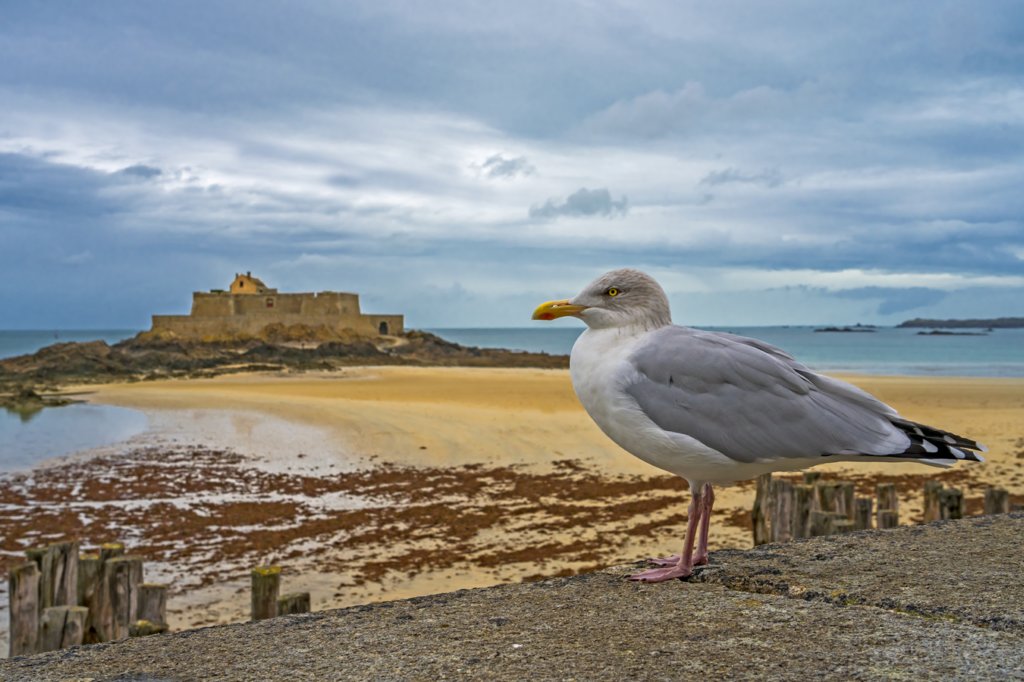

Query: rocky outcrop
(0, 330), (568, 396)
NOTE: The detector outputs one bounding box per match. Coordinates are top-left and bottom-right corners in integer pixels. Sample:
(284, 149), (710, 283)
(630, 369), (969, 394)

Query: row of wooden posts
(8, 541), (167, 657)
(752, 471), (1015, 545)
(8, 544), (313, 657)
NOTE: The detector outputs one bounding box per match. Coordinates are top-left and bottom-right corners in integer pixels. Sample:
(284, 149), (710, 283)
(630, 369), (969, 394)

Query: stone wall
(151, 291), (403, 338)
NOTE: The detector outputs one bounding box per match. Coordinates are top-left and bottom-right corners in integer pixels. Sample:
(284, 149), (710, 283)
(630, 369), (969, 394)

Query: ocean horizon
(2, 325), (1023, 378)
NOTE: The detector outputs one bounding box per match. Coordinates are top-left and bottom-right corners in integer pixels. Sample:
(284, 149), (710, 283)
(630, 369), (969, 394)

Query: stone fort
(150, 272), (404, 339)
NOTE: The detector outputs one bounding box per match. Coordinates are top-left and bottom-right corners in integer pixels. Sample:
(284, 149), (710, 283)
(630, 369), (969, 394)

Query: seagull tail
(887, 417), (986, 464)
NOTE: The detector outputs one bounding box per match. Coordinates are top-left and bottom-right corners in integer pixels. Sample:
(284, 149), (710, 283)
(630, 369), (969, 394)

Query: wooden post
(809, 510), (834, 537)
(791, 484), (815, 539)
(78, 553), (102, 644)
(277, 592), (311, 616)
(39, 606), (88, 652)
(25, 546), (46, 568)
(751, 473), (772, 545)
(99, 542), (126, 564)
(813, 482), (836, 513)
(138, 583), (168, 627)
(938, 487), (964, 520)
(984, 487), (1010, 515)
(877, 509), (899, 529)
(129, 620), (169, 637)
(876, 483), (898, 516)
(854, 497), (873, 531)
(770, 479), (794, 543)
(9, 562), (40, 657)
(835, 482), (855, 520)
(92, 541), (129, 642)
(98, 555), (144, 641)
(39, 542), (79, 610)
(251, 566), (282, 621)
(922, 481), (943, 522)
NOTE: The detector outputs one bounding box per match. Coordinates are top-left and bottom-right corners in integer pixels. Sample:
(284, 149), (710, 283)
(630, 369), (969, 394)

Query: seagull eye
(606, 287), (620, 297)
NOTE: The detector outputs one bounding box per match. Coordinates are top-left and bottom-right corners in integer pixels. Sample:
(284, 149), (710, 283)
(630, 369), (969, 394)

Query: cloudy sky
(2, 1), (1022, 329)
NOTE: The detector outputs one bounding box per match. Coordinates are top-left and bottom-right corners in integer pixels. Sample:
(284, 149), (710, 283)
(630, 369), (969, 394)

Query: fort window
(266, 297), (275, 308)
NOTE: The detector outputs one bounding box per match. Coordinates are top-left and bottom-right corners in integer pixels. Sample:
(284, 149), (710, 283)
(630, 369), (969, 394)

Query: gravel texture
(4, 514), (1023, 681)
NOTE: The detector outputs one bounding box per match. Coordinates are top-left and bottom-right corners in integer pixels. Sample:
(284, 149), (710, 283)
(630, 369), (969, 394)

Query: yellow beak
(532, 299), (586, 320)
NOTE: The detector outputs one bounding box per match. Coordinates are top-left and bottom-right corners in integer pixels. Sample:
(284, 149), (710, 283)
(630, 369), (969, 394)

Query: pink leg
(693, 483), (715, 566)
(630, 485), (703, 582)
(647, 483), (715, 567)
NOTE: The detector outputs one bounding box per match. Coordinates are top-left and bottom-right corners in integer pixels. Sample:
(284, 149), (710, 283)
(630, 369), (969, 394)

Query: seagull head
(532, 268), (672, 330)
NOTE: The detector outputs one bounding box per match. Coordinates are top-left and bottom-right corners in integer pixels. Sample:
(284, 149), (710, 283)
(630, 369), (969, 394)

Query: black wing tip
(890, 418), (986, 463)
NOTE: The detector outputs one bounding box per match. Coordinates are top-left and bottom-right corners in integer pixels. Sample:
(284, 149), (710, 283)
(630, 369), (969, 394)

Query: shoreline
(2, 367), (1022, 654)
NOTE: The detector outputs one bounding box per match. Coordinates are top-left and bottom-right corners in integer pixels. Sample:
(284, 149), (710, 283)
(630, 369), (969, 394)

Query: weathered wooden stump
(9, 561), (40, 657)
(854, 497), (873, 531)
(277, 592), (311, 616)
(922, 480), (943, 522)
(751, 473), (772, 545)
(77, 553), (102, 644)
(251, 566), (282, 621)
(129, 619), (169, 637)
(876, 509), (899, 529)
(835, 482), (855, 520)
(39, 606), (88, 652)
(138, 583), (168, 627)
(99, 542), (126, 564)
(876, 483), (898, 517)
(770, 479), (794, 543)
(97, 555), (144, 641)
(938, 487), (964, 520)
(809, 510), (834, 537)
(791, 484), (814, 539)
(813, 482), (836, 514)
(984, 487), (1010, 515)
(41, 542), (79, 610)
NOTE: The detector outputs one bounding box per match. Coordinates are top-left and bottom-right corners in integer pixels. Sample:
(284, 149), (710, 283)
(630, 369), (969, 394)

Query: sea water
(427, 326), (1024, 378)
(0, 329), (138, 359)
(2, 326), (1022, 377)
(0, 403), (148, 472)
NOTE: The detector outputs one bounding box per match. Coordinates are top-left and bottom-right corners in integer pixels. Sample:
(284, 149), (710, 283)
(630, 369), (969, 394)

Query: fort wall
(151, 283), (403, 339)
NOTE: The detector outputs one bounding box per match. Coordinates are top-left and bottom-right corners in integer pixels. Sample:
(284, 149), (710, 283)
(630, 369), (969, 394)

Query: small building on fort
(150, 272), (404, 339)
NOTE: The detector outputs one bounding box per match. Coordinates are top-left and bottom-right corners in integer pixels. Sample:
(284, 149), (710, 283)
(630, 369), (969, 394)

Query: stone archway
(378, 321), (389, 335)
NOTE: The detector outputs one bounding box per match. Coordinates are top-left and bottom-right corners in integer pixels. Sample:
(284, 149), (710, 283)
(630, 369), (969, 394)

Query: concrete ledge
(4, 515), (1022, 681)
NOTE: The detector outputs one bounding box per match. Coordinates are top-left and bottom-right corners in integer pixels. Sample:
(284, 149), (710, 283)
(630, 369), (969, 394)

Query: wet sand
(3, 368), (1022, 647)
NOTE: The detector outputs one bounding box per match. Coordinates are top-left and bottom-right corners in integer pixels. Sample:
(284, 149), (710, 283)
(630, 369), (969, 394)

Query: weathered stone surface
(693, 512), (1024, 630)
(2, 515), (1022, 681)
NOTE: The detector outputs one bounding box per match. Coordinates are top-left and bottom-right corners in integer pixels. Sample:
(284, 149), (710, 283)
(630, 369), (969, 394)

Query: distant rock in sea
(916, 330), (988, 337)
(899, 317), (1024, 329)
(813, 325), (876, 333)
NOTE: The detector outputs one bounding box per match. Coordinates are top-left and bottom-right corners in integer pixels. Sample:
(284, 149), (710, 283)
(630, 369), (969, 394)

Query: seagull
(532, 268), (985, 583)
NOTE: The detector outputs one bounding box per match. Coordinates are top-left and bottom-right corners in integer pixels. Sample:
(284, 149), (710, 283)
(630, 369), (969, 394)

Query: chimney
(247, 271), (251, 277)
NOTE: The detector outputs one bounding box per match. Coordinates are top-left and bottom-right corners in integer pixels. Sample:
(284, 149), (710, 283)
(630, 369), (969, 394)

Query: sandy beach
(3, 367), (1023, 645)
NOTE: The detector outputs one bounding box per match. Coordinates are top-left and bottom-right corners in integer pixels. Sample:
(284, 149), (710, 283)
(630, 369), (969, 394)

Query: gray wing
(623, 326), (907, 463)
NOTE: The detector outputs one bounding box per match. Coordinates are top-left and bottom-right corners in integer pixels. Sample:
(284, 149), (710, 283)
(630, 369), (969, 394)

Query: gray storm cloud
(480, 154), (535, 179)
(529, 188), (628, 220)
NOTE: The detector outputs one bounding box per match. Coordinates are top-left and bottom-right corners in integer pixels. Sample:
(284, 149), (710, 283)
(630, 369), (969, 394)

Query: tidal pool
(0, 403), (148, 472)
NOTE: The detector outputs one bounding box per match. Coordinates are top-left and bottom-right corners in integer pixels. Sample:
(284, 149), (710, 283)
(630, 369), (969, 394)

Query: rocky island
(899, 317), (1024, 329)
